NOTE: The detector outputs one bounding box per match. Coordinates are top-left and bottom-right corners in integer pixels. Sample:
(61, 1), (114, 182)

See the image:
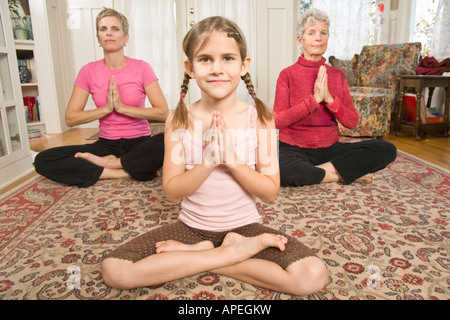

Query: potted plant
(8, 0), (20, 18)
(8, 0), (28, 40)
(18, 0), (33, 40)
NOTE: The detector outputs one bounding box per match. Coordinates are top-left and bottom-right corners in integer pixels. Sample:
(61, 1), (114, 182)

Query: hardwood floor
(0, 128), (98, 195)
(1, 127), (449, 195)
(382, 131), (450, 170)
(29, 128), (99, 153)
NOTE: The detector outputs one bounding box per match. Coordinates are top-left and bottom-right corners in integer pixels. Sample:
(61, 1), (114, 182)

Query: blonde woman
(35, 8), (169, 187)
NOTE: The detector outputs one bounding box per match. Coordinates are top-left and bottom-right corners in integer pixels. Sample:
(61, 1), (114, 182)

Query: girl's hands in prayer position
(203, 113), (221, 165)
(213, 111), (237, 165)
(203, 112), (241, 166)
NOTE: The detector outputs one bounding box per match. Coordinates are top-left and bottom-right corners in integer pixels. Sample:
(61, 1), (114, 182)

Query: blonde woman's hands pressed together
(107, 76), (126, 114)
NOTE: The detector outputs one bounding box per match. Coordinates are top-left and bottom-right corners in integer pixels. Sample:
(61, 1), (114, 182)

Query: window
(410, 0), (439, 56)
(300, 0), (378, 44)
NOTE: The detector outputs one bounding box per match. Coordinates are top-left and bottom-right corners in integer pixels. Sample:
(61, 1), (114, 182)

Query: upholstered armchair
(329, 42), (422, 137)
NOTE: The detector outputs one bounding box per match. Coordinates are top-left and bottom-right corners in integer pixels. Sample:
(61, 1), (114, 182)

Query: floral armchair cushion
(357, 42), (422, 91)
(329, 54), (360, 87)
(338, 87), (396, 137)
(329, 42), (422, 137)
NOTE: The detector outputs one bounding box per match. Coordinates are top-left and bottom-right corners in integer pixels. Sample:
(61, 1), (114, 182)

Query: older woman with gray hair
(273, 8), (397, 186)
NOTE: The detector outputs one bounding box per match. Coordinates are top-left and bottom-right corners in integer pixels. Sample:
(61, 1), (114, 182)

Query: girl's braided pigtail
(171, 72), (192, 129)
(241, 73), (273, 125)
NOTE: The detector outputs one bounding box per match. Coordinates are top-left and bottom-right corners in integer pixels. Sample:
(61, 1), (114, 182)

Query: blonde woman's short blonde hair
(96, 7), (129, 35)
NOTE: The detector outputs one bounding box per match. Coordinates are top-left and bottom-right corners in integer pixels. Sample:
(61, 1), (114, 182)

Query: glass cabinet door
(0, 0), (31, 184)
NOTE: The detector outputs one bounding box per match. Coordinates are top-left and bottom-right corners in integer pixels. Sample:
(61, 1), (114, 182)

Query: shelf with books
(403, 93), (445, 125)
(10, 0), (45, 139)
(24, 94), (44, 140)
(23, 95), (41, 122)
(396, 75), (449, 140)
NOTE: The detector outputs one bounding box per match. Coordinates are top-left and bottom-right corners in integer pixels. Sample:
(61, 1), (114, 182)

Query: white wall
(256, 0), (297, 108)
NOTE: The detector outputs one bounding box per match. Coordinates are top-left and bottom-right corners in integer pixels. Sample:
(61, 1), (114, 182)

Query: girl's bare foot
(155, 240), (214, 254)
(220, 232), (288, 261)
(75, 153), (122, 169)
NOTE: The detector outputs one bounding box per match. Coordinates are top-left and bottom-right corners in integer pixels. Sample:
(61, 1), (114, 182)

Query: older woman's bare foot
(220, 232), (288, 261)
(155, 240), (214, 254)
(355, 173), (374, 184)
(75, 153), (122, 169)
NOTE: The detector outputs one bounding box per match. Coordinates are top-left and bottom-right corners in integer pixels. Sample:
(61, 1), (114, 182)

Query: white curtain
(119, 0), (179, 110)
(311, 0), (371, 60)
(430, 0), (450, 61)
(427, 0), (450, 115)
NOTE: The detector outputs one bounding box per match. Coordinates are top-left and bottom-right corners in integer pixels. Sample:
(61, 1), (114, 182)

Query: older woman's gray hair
(297, 8), (330, 38)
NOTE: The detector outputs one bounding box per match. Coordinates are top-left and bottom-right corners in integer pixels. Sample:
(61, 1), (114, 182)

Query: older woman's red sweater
(274, 55), (358, 149)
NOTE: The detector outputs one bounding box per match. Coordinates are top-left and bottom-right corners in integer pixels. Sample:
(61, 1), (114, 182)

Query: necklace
(105, 56), (127, 70)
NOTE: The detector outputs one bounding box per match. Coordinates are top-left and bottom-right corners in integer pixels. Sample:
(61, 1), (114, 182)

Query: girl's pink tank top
(178, 105), (261, 232)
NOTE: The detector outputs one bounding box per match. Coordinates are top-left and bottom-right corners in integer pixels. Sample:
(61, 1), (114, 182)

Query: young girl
(102, 16), (327, 296)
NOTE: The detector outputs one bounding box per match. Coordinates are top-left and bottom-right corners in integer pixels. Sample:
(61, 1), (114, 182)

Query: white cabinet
(0, 0), (33, 188)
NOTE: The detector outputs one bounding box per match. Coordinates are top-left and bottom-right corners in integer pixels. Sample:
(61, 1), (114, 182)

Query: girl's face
(297, 21), (329, 61)
(97, 16), (129, 52)
(185, 31), (250, 101)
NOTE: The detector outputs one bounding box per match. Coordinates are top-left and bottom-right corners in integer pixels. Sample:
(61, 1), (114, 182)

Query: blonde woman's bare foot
(221, 232), (288, 261)
(155, 240), (214, 254)
(100, 168), (130, 179)
(355, 173), (374, 184)
(75, 153), (122, 169)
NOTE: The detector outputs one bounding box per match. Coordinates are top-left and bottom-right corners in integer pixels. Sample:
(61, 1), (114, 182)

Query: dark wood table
(396, 75), (450, 140)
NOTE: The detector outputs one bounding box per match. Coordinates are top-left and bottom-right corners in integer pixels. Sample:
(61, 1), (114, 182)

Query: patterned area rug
(0, 150), (449, 300)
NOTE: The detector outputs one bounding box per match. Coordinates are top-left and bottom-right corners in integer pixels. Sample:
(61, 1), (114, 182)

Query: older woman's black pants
(279, 140), (397, 186)
(34, 133), (164, 188)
